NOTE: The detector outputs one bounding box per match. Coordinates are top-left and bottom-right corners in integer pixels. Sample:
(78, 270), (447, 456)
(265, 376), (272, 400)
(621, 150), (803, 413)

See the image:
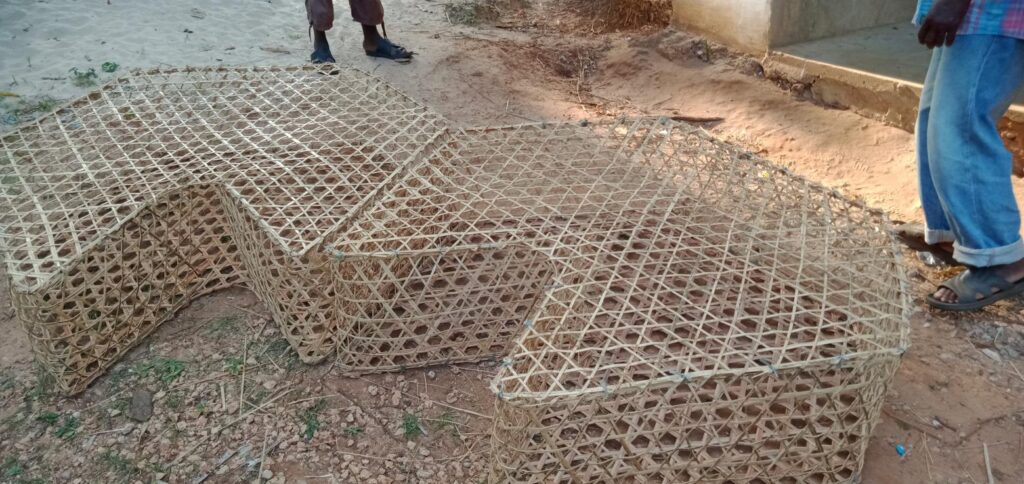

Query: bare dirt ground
(1, 1), (1024, 483)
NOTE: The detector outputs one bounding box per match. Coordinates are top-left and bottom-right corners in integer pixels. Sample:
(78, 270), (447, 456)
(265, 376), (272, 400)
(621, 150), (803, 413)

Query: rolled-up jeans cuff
(954, 239), (1024, 267)
(925, 228), (955, 244)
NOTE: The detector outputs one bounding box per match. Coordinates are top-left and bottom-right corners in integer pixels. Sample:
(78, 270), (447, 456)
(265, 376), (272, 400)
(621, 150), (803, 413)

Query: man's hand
(918, 0), (972, 48)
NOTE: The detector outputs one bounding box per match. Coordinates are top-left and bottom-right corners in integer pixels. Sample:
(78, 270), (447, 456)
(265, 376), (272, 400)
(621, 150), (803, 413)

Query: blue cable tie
(832, 354), (849, 367)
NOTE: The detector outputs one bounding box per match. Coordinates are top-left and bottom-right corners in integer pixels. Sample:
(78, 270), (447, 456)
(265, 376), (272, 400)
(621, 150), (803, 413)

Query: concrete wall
(672, 0), (773, 53)
(673, 0), (917, 53)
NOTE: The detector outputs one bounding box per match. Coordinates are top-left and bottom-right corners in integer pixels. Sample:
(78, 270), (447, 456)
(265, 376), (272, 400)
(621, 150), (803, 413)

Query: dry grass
(444, 0), (530, 26)
(570, 0), (671, 30)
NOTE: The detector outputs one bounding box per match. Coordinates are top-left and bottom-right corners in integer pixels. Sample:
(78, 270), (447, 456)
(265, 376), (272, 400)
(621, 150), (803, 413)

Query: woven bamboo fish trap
(0, 65), (910, 483)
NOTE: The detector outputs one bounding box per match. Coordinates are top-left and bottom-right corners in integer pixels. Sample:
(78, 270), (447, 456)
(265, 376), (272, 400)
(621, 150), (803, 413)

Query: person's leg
(312, 30), (335, 64)
(917, 46), (954, 245)
(307, 0), (336, 63)
(348, 0), (384, 48)
(349, 0), (413, 61)
(926, 35), (1024, 304)
(361, 24), (382, 53)
(917, 45), (956, 249)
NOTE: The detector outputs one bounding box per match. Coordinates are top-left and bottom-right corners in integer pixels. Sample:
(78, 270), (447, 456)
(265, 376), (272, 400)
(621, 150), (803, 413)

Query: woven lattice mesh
(0, 66), (909, 482)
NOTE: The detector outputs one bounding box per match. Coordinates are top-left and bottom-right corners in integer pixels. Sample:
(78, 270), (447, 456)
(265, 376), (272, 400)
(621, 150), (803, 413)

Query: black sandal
(366, 37), (414, 63)
(927, 267), (1024, 311)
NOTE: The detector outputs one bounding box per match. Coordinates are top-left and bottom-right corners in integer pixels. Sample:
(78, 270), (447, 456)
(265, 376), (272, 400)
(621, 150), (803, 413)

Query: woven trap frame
(0, 65), (910, 483)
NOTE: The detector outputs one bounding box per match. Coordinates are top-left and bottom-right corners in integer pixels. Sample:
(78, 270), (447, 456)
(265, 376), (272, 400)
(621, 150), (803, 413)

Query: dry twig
(983, 442), (995, 484)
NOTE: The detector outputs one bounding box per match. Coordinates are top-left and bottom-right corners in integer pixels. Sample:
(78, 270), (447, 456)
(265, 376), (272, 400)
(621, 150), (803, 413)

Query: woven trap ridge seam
(0, 65), (911, 483)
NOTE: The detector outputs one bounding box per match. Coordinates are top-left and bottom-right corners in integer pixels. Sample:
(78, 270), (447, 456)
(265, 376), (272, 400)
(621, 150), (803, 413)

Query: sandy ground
(1, 1), (1024, 483)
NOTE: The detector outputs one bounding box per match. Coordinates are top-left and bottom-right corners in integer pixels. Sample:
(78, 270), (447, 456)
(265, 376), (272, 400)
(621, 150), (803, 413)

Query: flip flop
(927, 267), (1024, 311)
(366, 38), (413, 63)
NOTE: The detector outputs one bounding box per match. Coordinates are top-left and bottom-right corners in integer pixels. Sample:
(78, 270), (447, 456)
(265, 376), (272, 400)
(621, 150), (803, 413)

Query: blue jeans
(918, 34), (1024, 267)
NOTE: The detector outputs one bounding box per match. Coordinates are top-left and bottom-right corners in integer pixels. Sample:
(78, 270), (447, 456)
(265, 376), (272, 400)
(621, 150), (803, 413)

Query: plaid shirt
(915, 0), (1024, 39)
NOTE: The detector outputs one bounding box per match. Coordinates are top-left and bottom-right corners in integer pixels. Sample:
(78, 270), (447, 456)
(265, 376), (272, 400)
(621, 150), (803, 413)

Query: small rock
(367, 385), (380, 397)
(917, 251), (945, 267)
(427, 370), (436, 380)
(406, 440), (416, 450)
(261, 469), (273, 480)
(262, 379), (277, 391)
(418, 447), (430, 457)
(127, 388), (154, 422)
(982, 348), (1003, 363)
